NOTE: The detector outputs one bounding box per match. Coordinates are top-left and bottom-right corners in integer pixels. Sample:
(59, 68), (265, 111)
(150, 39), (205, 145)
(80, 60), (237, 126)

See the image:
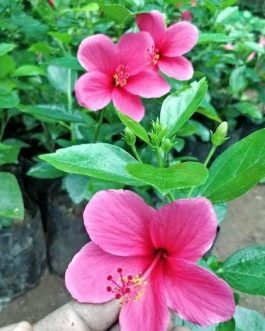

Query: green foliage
(127, 162), (208, 194)
(199, 129), (265, 203)
(221, 245), (265, 295)
(27, 162), (65, 179)
(0, 89), (19, 109)
(0, 142), (20, 165)
(0, 172), (24, 221)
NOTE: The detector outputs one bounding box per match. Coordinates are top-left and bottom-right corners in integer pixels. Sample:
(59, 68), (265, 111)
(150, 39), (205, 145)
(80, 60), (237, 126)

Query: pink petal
(77, 34), (118, 74)
(151, 198), (217, 262)
(84, 190), (155, 256)
(136, 11), (167, 48)
(117, 32), (153, 75)
(112, 88), (145, 121)
(125, 70), (170, 98)
(165, 258), (235, 326)
(162, 22), (199, 57)
(75, 72), (112, 110)
(65, 242), (152, 303)
(120, 263), (169, 331)
(158, 56), (194, 80)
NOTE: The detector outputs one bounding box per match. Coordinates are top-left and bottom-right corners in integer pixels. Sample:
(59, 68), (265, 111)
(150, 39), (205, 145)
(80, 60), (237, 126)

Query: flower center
(147, 46), (160, 65)
(113, 65), (129, 87)
(106, 250), (166, 304)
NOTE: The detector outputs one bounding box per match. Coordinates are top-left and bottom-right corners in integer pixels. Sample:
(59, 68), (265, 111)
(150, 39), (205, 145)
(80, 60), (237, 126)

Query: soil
(0, 186), (264, 326)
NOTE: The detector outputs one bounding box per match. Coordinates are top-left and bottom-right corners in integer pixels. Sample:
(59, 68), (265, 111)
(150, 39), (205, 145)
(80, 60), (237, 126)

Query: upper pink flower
(136, 11), (199, 80)
(75, 33), (170, 121)
(65, 190), (235, 330)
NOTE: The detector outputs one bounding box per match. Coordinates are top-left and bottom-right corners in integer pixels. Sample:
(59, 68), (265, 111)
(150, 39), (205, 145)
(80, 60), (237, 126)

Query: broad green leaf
(0, 43), (15, 56)
(40, 143), (142, 186)
(126, 162), (208, 194)
(198, 129), (265, 203)
(117, 112), (150, 144)
(17, 104), (82, 123)
(215, 6), (238, 23)
(0, 55), (16, 79)
(0, 89), (19, 108)
(213, 203), (228, 224)
(27, 162), (65, 179)
(0, 143), (20, 165)
(234, 306), (265, 331)
(197, 98), (221, 122)
(47, 65), (77, 94)
(100, 4), (133, 23)
(0, 172), (24, 220)
(63, 174), (90, 204)
(160, 78), (208, 137)
(49, 31), (71, 44)
(216, 319), (235, 331)
(234, 102), (263, 120)
(221, 245), (265, 295)
(199, 33), (235, 44)
(14, 65), (46, 77)
(48, 56), (82, 70)
(229, 66), (247, 95)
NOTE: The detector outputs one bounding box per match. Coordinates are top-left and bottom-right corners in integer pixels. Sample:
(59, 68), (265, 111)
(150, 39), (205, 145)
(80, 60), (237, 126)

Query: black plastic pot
(47, 184), (89, 276)
(0, 204), (46, 303)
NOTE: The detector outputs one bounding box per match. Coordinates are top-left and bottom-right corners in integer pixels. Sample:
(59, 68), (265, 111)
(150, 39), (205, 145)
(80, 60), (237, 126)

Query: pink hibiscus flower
(75, 32), (170, 121)
(136, 11), (199, 80)
(66, 190), (235, 330)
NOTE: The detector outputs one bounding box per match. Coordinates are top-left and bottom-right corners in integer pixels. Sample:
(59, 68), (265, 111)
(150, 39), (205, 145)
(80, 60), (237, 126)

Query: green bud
(211, 122), (228, 147)
(150, 119), (168, 147)
(161, 138), (174, 153)
(124, 127), (136, 146)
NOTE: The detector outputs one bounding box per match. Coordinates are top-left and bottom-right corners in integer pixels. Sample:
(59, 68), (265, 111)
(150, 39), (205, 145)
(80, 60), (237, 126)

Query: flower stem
(131, 145), (143, 163)
(155, 147), (163, 167)
(93, 110), (104, 143)
(187, 145), (217, 198)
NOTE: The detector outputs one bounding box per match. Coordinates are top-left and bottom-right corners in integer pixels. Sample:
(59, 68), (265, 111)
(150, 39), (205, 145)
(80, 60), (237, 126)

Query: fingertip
(13, 322), (32, 331)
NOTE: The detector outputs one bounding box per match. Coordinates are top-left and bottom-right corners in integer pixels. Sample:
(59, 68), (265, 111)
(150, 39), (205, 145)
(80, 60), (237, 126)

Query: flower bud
(161, 138), (174, 154)
(124, 128), (136, 146)
(211, 122), (228, 147)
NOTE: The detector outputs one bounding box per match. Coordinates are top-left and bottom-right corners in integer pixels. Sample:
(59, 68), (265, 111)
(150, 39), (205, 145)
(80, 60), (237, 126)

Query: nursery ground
(0, 185), (264, 326)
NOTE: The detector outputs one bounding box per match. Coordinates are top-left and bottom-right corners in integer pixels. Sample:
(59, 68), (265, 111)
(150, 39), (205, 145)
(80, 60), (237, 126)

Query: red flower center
(147, 46), (160, 65)
(113, 65), (129, 87)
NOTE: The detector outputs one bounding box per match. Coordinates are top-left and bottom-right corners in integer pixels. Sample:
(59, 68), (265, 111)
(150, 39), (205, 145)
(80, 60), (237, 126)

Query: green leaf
(27, 162), (65, 179)
(17, 104), (82, 123)
(49, 31), (71, 44)
(40, 143), (142, 186)
(197, 98), (221, 122)
(0, 89), (19, 108)
(14, 65), (46, 77)
(160, 78), (208, 137)
(117, 112), (150, 144)
(215, 6), (238, 23)
(198, 129), (265, 203)
(221, 245), (265, 295)
(100, 4), (133, 24)
(0, 172), (24, 220)
(234, 102), (263, 121)
(0, 143), (20, 165)
(47, 65), (77, 94)
(48, 56), (82, 70)
(213, 203), (228, 224)
(229, 66), (247, 95)
(0, 43), (15, 56)
(63, 174), (90, 204)
(126, 162), (208, 194)
(216, 319), (235, 331)
(198, 33), (235, 44)
(234, 306), (265, 331)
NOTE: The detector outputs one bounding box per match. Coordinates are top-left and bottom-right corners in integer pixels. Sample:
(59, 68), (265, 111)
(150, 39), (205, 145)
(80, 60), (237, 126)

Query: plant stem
(67, 68), (76, 143)
(187, 144), (217, 198)
(155, 147), (163, 167)
(93, 110), (104, 143)
(131, 144), (143, 163)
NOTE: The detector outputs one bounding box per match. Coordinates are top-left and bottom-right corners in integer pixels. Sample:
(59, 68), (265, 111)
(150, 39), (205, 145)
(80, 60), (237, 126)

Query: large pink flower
(75, 33), (170, 121)
(66, 190), (235, 330)
(136, 11), (199, 80)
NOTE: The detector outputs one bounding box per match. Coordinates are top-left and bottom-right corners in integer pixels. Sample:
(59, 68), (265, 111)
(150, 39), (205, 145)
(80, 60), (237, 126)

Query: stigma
(106, 268), (147, 304)
(113, 65), (129, 87)
(147, 46), (160, 65)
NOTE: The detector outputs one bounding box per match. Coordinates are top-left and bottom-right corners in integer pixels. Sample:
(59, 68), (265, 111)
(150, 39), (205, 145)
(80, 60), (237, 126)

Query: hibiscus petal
(117, 32), (153, 75)
(84, 190), (155, 256)
(125, 70), (170, 98)
(120, 263), (169, 331)
(158, 56), (194, 80)
(77, 34), (118, 74)
(74, 72), (112, 110)
(165, 258), (235, 326)
(112, 88), (145, 121)
(162, 22), (199, 57)
(151, 198), (217, 262)
(136, 11), (167, 48)
(65, 242), (152, 303)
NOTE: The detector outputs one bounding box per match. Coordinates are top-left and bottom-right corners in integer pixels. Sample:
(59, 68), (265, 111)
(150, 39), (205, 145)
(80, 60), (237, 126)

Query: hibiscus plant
(37, 7), (265, 331)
